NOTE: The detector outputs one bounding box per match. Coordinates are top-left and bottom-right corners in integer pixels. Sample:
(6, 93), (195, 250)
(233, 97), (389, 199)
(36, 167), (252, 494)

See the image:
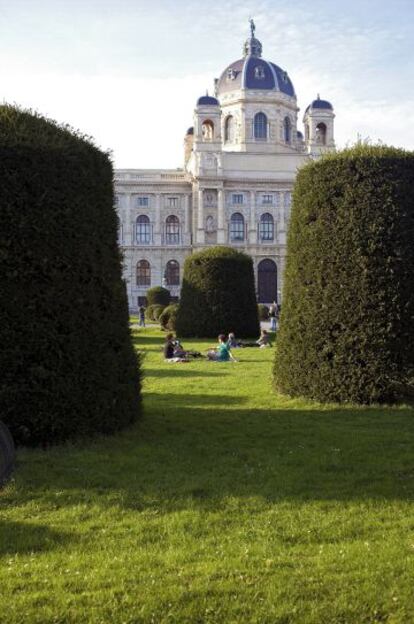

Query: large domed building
(115, 22), (336, 308)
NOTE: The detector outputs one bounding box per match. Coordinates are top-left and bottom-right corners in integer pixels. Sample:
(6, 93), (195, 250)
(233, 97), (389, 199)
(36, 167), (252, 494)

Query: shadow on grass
(0, 520), (74, 555)
(144, 393), (244, 406)
(9, 400), (414, 515)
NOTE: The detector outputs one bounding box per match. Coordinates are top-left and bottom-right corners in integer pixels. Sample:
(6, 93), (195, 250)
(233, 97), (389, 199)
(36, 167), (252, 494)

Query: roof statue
(249, 18), (256, 38)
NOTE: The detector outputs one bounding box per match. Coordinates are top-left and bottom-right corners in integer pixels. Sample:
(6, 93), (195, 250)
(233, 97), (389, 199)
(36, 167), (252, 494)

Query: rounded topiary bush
(176, 247), (259, 338)
(0, 105), (142, 445)
(274, 145), (414, 404)
(152, 304), (166, 321)
(145, 304), (156, 321)
(258, 304), (269, 321)
(146, 286), (170, 307)
(160, 304), (179, 331)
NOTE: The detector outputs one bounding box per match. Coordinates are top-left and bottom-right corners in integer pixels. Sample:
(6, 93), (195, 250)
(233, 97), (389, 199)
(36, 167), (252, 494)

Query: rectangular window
(168, 197), (178, 207)
(262, 194), (273, 204)
(138, 196), (149, 207)
(232, 194), (243, 205)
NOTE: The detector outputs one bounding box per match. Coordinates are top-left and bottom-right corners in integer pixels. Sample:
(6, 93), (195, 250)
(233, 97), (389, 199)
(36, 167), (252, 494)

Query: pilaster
(196, 188), (205, 243)
(217, 188), (225, 243)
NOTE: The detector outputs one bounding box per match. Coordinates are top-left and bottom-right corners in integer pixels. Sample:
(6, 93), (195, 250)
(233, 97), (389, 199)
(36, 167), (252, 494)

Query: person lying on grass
(207, 334), (238, 362)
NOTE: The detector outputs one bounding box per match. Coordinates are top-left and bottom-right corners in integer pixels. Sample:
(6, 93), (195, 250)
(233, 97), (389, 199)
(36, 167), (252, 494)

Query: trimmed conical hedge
(274, 145), (414, 404)
(0, 105), (142, 445)
(176, 246), (259, 338)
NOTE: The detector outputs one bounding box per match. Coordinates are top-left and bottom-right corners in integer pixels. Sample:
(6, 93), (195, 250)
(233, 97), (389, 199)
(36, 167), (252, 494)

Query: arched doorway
(258, 259), (277, 303)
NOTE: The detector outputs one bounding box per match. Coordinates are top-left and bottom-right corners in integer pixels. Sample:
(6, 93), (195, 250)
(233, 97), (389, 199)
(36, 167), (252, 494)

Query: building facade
(115, 22), (335, 310)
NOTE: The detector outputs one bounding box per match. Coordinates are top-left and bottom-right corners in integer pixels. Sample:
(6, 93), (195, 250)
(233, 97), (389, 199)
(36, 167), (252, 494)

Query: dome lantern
(243, 18), (263, 57)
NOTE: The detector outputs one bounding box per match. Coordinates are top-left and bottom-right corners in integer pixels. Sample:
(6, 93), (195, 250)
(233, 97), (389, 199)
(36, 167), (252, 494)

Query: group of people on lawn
(163, 330), (272, 363)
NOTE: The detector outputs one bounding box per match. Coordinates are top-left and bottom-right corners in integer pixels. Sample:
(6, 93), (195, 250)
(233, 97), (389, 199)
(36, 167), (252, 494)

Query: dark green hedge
(160, 304), (179, 331)
(176, 247), (259, 338)
(274, 145), (414, 403)
(146, 286), (170, 307)
(152, 304), (166, 321)
(0, 105), (142, 445)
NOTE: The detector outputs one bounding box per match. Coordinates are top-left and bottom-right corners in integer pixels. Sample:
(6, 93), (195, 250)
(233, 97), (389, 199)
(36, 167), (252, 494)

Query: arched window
(136, 215), (150, 244)
(201, 120), (214, 140)
(284, 117), (292, 144)
(254, 112), (267, 140)
(225, 116), (234, 142)
(316, 122), (327, 145)
(136, 260), (151, 286)
(166, 215), (180, 245)
(230, 212), (245, 241)
(260, 213), (274, 241)
(165, 260), (180, 286)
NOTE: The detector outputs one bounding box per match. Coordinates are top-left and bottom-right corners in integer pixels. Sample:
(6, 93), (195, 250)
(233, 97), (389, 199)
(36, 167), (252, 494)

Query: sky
(0, 0), (413, 168)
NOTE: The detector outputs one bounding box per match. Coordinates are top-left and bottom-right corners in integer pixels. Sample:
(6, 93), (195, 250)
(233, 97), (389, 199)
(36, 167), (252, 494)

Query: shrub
(146, 286), (170, 307)
(152, 304), (166, 321)
(160, 304), (179, 331)
(0, 105), (142, 445)
(274, 145), (414, 404)
(0, 421), (15, 486)
(258, 304), (269, 321)
(176, 247), (259, 338)
(145, 304), (156, 321)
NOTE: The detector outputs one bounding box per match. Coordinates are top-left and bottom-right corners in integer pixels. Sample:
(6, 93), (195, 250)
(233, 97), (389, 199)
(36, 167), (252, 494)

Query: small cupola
(243, 18), (262, 57)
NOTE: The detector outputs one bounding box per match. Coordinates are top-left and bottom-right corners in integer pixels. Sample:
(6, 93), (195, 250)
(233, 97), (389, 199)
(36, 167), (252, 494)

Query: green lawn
(1, 327), (414, 623)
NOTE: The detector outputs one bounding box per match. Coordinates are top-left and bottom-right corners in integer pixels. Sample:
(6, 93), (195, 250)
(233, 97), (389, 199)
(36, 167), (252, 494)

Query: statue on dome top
(249, 18), (256, 38)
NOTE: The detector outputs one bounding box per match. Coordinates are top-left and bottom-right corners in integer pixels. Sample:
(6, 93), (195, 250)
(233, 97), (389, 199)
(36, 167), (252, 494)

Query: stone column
(155, 193), (161, 245)
(279, 192), (287, 245)
(217, 188), (225, 244)
(126, 193), (133, 246)
(184, 194), (189, 231)
(197, 188), (205, 244)
(184, 194), (191, 246)
(249, 189), (256, 244)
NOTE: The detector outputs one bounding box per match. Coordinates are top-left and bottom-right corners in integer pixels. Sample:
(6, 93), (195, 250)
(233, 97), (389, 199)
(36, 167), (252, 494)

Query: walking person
(269, 301), (277, 332)
(138, 305), (146, 327)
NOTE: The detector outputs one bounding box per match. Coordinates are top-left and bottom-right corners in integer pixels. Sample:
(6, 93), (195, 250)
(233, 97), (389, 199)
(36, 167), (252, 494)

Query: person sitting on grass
(164, 333), (189, 363)
(227, 332), (242, 349)
(256, 329), (272, 348)
(207, 334), (238, 362)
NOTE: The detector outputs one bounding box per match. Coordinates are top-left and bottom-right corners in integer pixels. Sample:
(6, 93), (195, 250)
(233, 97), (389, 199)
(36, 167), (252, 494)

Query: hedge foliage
(146, 286), (170, 307)
(274, 145), (414, 404)
(152, 304), (166, 321)
(0, 105), (142, 445)
(160, 304), (179, 331)
(145, 304), (156, 321)
(176, 247), (259, 338)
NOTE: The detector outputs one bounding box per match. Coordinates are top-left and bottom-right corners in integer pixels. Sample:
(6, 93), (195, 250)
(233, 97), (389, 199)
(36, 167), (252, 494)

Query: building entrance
(258, 259), (277, 303)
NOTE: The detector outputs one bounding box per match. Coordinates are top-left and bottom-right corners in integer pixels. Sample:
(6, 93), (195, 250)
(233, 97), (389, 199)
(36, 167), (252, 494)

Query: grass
(1, 327), (414, 623)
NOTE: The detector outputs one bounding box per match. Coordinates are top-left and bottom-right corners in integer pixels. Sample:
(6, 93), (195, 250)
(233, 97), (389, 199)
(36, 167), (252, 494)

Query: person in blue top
(207, 334), (238, 362)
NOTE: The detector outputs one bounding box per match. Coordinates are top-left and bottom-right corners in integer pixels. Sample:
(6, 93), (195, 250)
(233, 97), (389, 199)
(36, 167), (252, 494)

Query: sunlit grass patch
(1, 327), (414, 623)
